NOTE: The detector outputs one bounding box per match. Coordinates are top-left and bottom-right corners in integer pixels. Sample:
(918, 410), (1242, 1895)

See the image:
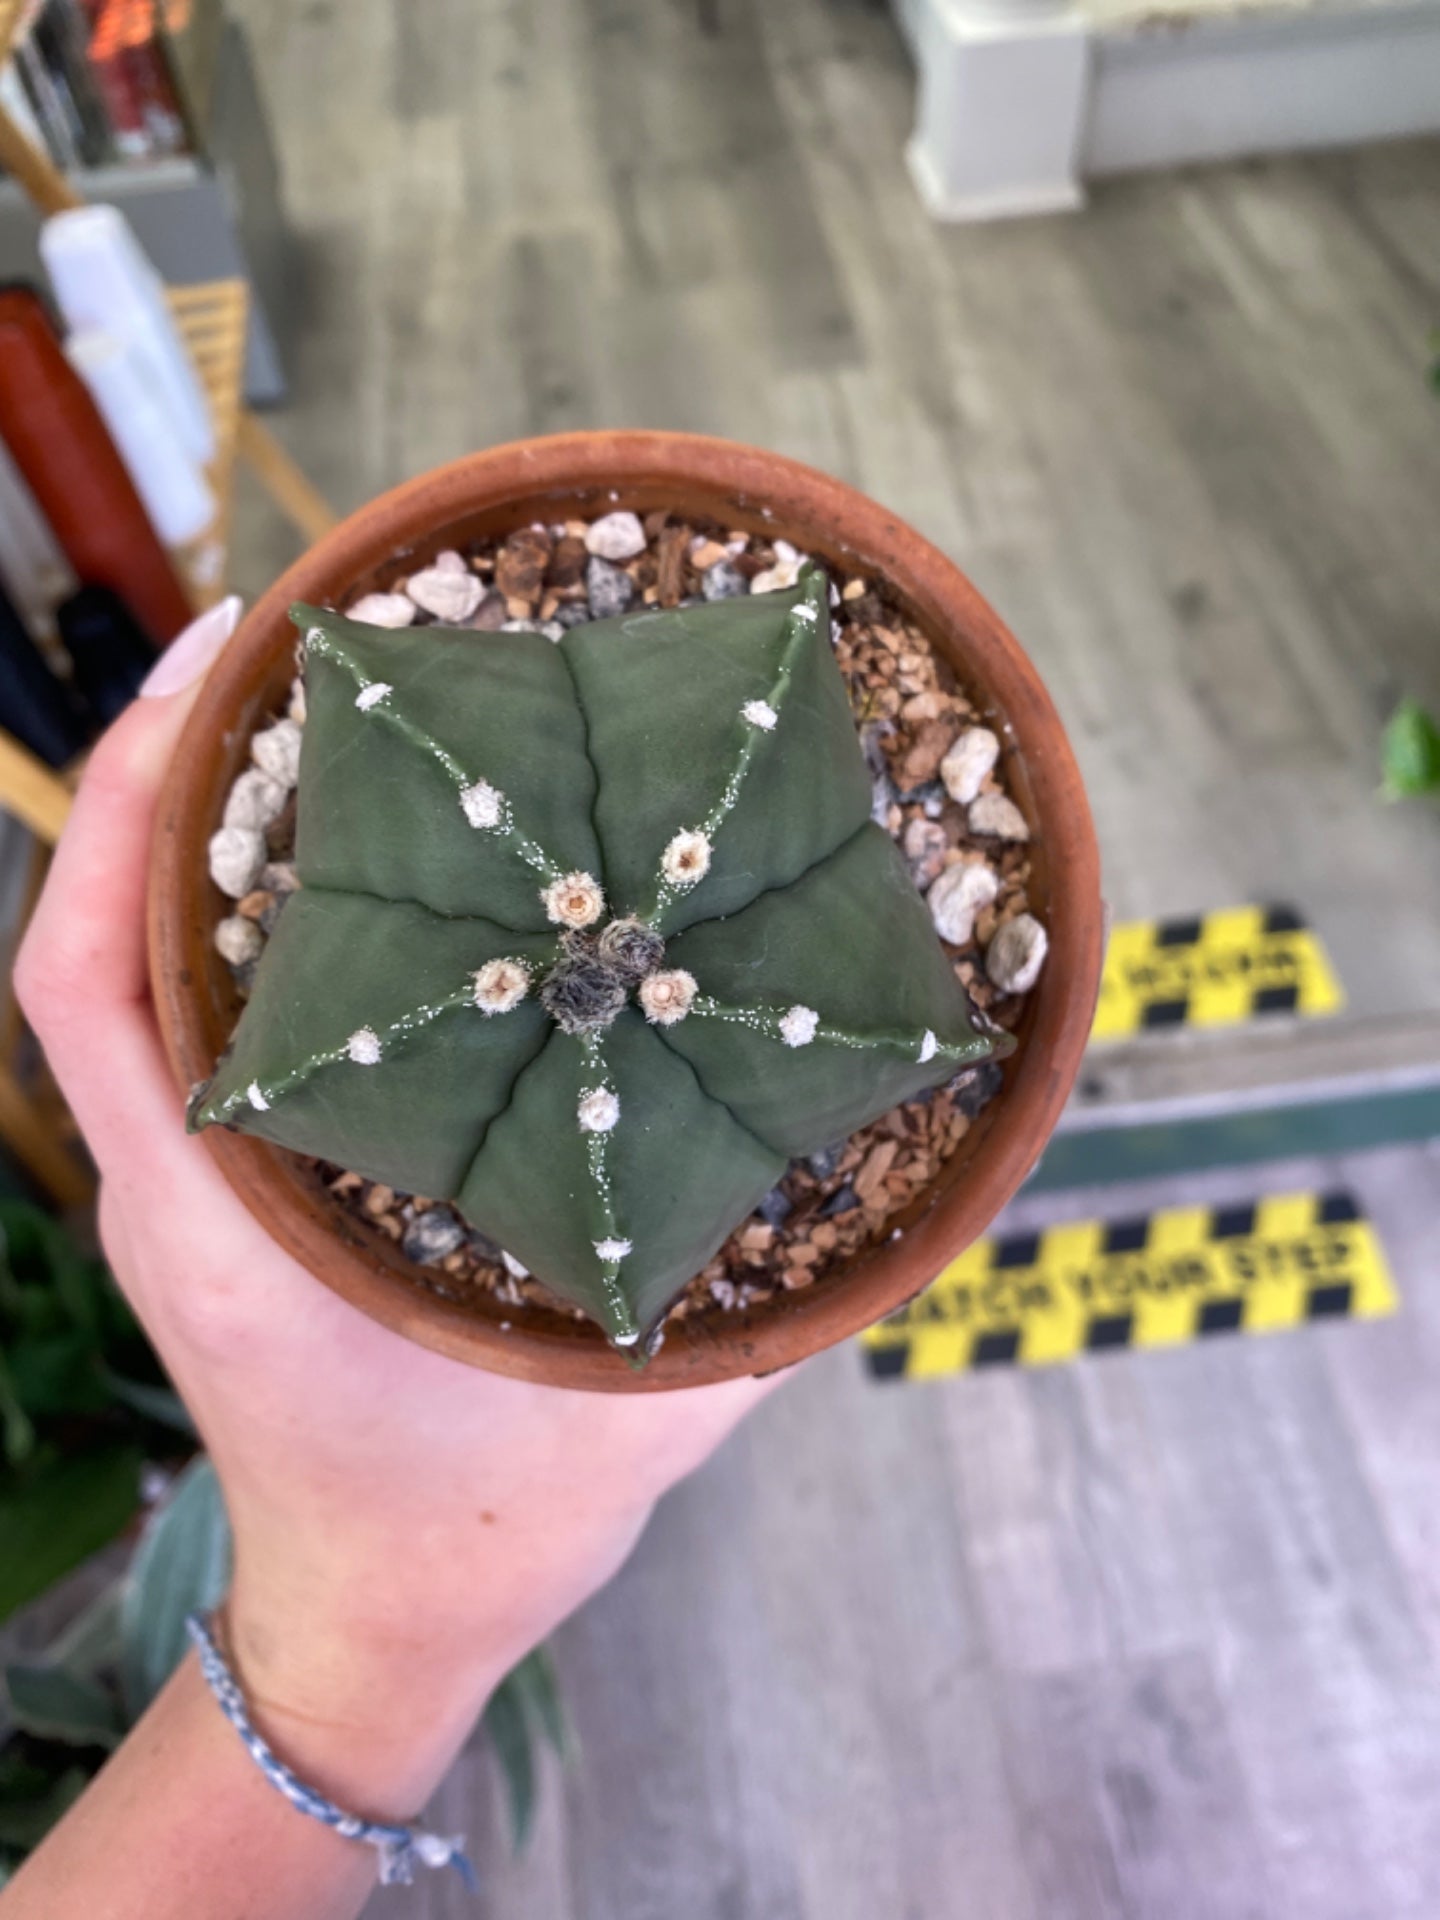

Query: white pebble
(940, 727), (1000, 806)
(584, 511), (646, 562)
(260, 861), (299, 895)
(215, 914), (263, 966)
(406, 565), (483, 623)
(345, 592), (415, 629)
(251, 719), (303, 788)
(927, 862), (998, 946)
(986, 914), (1049, 995)
(208, 826), (266, 899)
(431, 548), (468, 575)
(967, 792), (1030, 842)
(223, 767), (287, 831)
(347, 1027), (382, 1065)
(501, 1250), (530, 1280)
(750, 559), (801, 595)
(288, 678), (307, 724)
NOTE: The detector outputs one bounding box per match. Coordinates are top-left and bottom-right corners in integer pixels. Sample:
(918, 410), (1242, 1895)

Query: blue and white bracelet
(186, 1613), (477, 1892)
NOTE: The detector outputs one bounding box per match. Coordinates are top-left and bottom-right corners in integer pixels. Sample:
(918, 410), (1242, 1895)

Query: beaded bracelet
(186, 1614), (477, 1891)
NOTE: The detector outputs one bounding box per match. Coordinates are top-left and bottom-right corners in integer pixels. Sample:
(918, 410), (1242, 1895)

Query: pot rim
(148, 430), (1102, 1392)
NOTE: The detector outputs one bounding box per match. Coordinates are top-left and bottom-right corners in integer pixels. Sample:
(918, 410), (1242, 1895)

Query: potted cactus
(150, 433), (1102, 1390)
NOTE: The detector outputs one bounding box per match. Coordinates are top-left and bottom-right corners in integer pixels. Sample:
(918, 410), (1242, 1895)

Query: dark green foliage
(193, 571), (1002, 1349)
(0, 1202), (192, 1623)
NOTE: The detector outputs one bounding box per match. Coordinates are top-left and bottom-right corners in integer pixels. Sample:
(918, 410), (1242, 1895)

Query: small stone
(260, 861), (299, 896)
(208, 826), (266, 899)
(950, 1060), (1005, 1119)
(468, 1227), (504, 1262)
(986, 913), (1049, 994)
(494, 528), (551, 603)
(548, 534), (589, 591)
(237, 889), (272, 923)
(258, 893), (290, 937)
(806, 1143), (844, 1180)
(466, 590), (508, 631)
(584, 510), (646, 562)
(432, 548), (468, 574)
(251, 719), (303, 788)
(940, 727), (1000, 805)
(223, 767), (288, 831)
(406, 564), (484, 624)
(749, 559), (801, 595)
(757, 1186), (793, 1228)
(345, 591), (415, 629)
(898, 719), (954, 790)
(927, 862), (999, 946)
(403, 1208), (467, 1266)
(586, 556), (635, 620)
(967, 792), (1030, 842)
(288, 678), (307, 724)
(215, 914), (262, 967)
(902, 817), (948, 888)
(690, 538), (728, 570)
(540, 621), (565, 642)
(821, 1183), (860, 1218)
(555, 602), (593, 629)
(702, 558), (748, 601)
(501, 1250), (530, 1280)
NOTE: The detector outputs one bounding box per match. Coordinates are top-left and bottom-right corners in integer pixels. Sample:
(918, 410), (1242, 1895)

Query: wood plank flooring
(218, 3), (1440, 1911)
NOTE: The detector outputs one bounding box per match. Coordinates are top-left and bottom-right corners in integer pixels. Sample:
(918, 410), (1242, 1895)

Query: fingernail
(141, 596), (243, 698)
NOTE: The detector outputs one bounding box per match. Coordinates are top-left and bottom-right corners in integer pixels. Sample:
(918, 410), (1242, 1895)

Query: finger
(16, 598), (242, 1080)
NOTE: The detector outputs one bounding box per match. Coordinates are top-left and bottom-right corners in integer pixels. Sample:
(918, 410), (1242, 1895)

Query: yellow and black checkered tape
(1092, 904), (1344, 1040)
(862, 1191), (1397, 1381)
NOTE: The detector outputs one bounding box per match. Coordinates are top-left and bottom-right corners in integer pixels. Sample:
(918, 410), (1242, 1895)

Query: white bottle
(66, 330), (216, 547)
(41, 204), (216, 466)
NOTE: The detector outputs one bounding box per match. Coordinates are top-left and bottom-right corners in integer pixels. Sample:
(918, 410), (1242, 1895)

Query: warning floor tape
(862, 1190), (1397, 1382)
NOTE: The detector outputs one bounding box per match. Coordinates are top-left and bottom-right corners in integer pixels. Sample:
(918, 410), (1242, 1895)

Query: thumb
(16, 596), (244, 1060)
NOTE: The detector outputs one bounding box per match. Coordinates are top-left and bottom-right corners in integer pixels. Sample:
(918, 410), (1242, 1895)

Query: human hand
(15, 599), (781, 1815)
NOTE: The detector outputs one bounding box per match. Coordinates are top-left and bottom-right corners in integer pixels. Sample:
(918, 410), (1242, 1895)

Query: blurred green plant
(0, 1200), (193, 1624)
(0, 1210), (570, 1882)
(1382, 698), (1440, 802)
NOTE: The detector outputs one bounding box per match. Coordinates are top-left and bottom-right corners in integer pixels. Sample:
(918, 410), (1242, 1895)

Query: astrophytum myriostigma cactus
(191, 567), (1004, 1352)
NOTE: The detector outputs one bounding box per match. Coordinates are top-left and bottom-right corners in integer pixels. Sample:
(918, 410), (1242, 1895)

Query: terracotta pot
(149, 432), (1102, 1393)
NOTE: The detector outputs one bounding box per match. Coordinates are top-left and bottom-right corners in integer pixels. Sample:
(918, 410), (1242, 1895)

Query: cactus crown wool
(190, 569), (1003, 1354)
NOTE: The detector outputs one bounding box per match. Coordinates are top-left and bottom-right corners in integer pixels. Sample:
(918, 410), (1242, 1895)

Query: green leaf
(508, 1646), (570, 1761)
(3, 1664), (123, 1751)
(0, 1762), (90, 1851)
(98, 1369), (196, 1439)
(0, 1352), (35, 1466)
(1382, 698), (1440, 800)
(120, 1458), (231, 1721)
(482, 1671), (537, 1851)
(0, 1446), (142, 1624)
(42, 1586), (124, 1681)
(5, 1332), (109, 1421)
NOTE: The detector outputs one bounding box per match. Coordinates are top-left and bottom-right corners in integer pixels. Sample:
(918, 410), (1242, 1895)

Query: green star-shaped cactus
(191, 569), (1002, 1351)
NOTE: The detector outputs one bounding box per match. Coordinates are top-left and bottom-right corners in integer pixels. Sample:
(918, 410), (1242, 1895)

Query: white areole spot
(612, 1330), (640, 1347)
(459, 781), (505, 830)
(742, 699), (777, 730)
(354, 682), (392, 711)
(595, 1236), (632, 1263)
(792, 603), (818, 623)
(577, 1087), (620, 1133)
(779, 1005), (819, 1048)
(638, 969), (697, 1026)
(919, 1029), (938, 1064)
(473, 958), (531, 1014)
(542, 871), (605, 929)
(347, 1027), (382, 1065)
(662, 829), (712, 887)
(246, 1081), (270, 1111)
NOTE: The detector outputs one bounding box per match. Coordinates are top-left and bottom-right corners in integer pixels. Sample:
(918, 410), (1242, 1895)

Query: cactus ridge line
(641, 581), (822, 927)
(578, 1034), (639, 1344)
(303, 625), (567, 885)
(689, 995), (990, 1067)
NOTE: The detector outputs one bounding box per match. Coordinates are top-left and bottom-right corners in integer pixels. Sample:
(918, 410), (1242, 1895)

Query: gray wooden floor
(219, 1), (1440, 1911)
